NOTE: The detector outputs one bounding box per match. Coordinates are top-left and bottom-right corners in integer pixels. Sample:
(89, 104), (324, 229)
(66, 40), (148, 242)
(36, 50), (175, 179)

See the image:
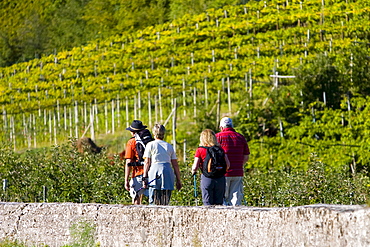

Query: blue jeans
(200, 174), (226, 205)
(224, 176), (244, 206)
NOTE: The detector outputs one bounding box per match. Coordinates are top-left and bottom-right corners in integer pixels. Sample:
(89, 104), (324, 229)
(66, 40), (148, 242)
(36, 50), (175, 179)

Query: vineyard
(1, 0), (370, 206)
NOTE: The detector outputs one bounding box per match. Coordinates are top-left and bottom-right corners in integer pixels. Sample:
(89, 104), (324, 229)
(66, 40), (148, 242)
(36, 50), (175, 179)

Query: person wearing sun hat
(216, 117), (250, 206)
(123, 120), (153, 205)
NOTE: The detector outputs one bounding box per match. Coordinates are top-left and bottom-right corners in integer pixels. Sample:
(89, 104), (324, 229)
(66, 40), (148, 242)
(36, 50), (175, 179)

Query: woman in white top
(142, 124), (182, 205)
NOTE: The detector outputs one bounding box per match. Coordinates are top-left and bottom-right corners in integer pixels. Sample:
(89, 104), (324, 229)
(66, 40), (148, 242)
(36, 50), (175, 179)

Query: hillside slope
(0, 0), (369, 154)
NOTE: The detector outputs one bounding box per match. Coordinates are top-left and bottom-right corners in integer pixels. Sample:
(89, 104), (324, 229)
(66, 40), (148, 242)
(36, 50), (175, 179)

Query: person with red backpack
(191, 129), (230, 205)
(123, 120), (154, 205)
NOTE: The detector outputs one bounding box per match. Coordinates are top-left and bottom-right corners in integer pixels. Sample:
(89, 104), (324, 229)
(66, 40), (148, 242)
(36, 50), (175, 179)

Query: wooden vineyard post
(83, 102), (87, 128)
(53, 111), (57, 145)
(155, 95), (158, 124)
(125, 97), (129, 127)
(64, 105), (67, 130)
(279, 117), (284, 138)
(172, 98), (177, 153)
(2, 109), (7, 132)
(182, 79), (186, 117)
(204, 78), (208, 109)
(138, 91), (141, 120)
(90, 103), (95, 141)
(148, 92), (152, 128)
(69, 106), (73, 137)
(28, 114), (32, 148)
(28, 113), (32, 148)
(217, 90), (221, 128)
(111, 99), (115, 134)
(245, 73), (248, 92)
(44, 109), (47, 126)
(24, 114), (30, 149)
(49, 110), (52, 144)
(117, 95), (120, 128)
(227, 77), (231, 114)
(347, 97), (352, 128)
(33, 113), (36, 148)
(74, 101), (79, 138)
(249, 69), (253, 99)
(158, 86), (163, 123)
(104, 100), (108, 134)
(193, 87), (197, 119)
(94, 98), (99, 131)
(183, 139), (187, 164)
(134, 95), (137, 120)
(57, 100), (60, 127)
(10, 116), (15, 151)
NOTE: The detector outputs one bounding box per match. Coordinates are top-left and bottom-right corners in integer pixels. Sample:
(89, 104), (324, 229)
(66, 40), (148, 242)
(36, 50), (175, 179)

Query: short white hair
(152, 124), (166, 139)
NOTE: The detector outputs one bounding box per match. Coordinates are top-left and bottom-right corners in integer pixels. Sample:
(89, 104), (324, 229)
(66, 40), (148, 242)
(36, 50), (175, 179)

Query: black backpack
(200, 146), (227, 178)
(134, 129), (154, 165)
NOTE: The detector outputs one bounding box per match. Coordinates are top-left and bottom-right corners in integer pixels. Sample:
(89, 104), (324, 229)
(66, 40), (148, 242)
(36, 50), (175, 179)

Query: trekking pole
(193, 174), (198, 206)
(132, 175), (161, 198)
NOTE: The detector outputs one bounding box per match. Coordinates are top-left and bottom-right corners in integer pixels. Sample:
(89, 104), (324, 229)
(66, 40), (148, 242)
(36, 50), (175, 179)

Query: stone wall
(0, 202), (369, 246)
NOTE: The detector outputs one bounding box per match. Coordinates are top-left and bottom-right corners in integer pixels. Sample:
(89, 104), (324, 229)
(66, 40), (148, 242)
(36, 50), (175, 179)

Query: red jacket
(216, 128), (250, 177)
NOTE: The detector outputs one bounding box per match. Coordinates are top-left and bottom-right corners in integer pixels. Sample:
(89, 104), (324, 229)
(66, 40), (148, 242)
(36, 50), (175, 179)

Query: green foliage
(67, 219), (96, 247)
(0, 140), (129, 204)
(1, 0), (370, 207)
(169, 0), (242, 19)
(244, 156), (370, 207)
(341, 44), (370, 96)
(0, 239), (28, 247)
(171, 156), (199, 206)
(1, 0), (246, 66)
(294, 54), (343, 109)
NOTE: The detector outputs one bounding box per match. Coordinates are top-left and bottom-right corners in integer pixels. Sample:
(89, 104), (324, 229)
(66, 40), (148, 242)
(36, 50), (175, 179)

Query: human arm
(191, 157), (200, 176)
(225, 154), (231, 171)
(142, 157), (151, 189)
(243, 155), (249, 165)
(124, 159), (132, 191)
(124, 138), (136, 191)
(171, 159), (182, 190)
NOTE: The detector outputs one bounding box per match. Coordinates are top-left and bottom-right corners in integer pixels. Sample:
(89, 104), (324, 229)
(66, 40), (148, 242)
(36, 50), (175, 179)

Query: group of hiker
(78, 117), (250, 206)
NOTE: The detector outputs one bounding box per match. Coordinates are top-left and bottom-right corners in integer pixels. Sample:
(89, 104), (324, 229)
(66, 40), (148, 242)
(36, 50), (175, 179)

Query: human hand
(176, 180), (182, 190)
(142, 177), (148, 189)
(124, 181), (130, 191)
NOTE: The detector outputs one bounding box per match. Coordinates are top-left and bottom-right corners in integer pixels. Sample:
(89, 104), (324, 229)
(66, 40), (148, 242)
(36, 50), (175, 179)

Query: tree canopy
(0, 0), (246, 67)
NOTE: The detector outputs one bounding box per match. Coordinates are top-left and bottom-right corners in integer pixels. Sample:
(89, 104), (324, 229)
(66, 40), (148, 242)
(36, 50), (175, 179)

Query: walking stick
(132, 175), (161, 198)
(193, 174), (198, 206)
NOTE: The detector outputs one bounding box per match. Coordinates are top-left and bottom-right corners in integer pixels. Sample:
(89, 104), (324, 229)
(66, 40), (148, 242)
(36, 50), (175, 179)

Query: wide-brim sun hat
(126, 120), (147, 131)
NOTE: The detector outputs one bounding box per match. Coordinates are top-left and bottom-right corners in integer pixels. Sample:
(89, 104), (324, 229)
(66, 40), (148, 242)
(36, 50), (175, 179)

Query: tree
(114, 0), (171, 31)
(293, 55), (344, 109)
(169, 0), (242, 20)
(343, 45), (370, 96)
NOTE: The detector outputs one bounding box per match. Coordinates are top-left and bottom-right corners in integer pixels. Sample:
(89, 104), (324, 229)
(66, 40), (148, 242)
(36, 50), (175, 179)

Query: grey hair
(152, 124), (166, 139)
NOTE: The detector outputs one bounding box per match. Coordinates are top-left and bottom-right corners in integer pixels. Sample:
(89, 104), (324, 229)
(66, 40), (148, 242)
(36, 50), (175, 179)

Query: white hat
(220, 117), (233, 128)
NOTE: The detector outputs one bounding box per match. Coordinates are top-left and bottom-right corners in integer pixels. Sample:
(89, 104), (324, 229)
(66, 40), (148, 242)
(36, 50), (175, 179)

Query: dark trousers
(200, 174), (226, 205)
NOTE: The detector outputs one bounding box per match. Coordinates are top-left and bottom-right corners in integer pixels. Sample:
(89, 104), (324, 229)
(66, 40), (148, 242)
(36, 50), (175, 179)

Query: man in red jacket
(216, 117), (250, 206)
